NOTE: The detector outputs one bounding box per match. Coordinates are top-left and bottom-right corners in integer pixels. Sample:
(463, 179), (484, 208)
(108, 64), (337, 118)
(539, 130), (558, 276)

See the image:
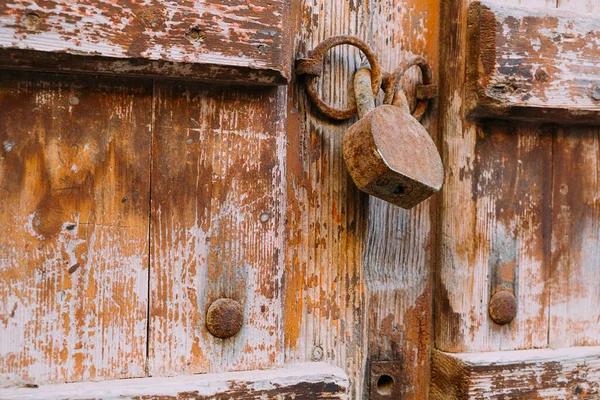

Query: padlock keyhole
(393, 185), (410, 196)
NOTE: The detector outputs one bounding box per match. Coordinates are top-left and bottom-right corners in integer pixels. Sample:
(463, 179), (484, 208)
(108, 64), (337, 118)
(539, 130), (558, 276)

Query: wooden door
(431, 0), (600, 398)
(0, 0), (599, 399)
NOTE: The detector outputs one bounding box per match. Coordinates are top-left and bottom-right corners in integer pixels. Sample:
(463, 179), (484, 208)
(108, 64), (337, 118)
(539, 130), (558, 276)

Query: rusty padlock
(342, 68), (443, 209)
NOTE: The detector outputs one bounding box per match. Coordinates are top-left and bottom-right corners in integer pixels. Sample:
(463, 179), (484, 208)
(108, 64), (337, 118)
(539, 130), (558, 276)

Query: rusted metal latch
(296, 35), (438, 121)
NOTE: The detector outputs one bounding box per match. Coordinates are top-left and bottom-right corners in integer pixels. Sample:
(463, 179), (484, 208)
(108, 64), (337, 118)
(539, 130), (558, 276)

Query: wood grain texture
(284, 3), (370, 396)
(0, 71), (151, 387)
(148, 82), (287, 375)
(436, 0), (556, 354)
(431, 347), (600, 399)
(0, 0), (291, 84)
(363, 1), (440, 398)
(549, 0), (600, 350)
(285, 0), (439, 398)
(550, 126), (600, 348)
(0, 363), (349, 400)
(465, 1), (600, 124)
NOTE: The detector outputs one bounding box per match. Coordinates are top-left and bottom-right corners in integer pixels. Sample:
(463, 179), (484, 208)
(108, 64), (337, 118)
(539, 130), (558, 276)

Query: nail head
(206, 298), (243, 339)
(591, 85), (600, 101)
(489, 290), (517, 325)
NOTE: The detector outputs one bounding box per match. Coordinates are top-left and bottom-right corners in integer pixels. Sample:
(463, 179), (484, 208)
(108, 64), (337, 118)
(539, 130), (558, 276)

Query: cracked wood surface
(465, 1), (600, 124)
(148, 83), (287, 375)
(550, 0), (600, 350)
(437, 0), (556, 355)
(0, 0), (291, 84)
(4, 0), (600, 397)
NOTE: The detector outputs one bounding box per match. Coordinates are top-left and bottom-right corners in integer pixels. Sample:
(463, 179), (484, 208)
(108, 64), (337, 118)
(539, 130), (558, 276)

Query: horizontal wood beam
(0, 363), (349, 399)
(431, 347), (600, 399)
(0, 1), (291, 85)
(466, 1), (600, 124)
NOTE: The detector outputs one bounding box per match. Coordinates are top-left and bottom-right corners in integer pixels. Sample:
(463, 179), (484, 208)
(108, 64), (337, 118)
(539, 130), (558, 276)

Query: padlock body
(343, 105), (443, 209)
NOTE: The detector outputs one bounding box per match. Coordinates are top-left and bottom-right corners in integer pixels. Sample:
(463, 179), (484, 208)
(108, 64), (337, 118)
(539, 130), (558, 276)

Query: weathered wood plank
(283, 3), (370, 399)
(0, 363), (349, 400)
(285, 0), (440, 397)
(0, 71), (151, 386)
(0, 0), (291, 84)
(437, 121), (552, 353)
(431, 347), (600, 399)
(148, 82), (286, 375)
(550, 126), (600, 348)
(549, 0), (600, 350)
(362, 0), (439, 397)
(436, 0), (555, 354)
(466, 1), (600, 124)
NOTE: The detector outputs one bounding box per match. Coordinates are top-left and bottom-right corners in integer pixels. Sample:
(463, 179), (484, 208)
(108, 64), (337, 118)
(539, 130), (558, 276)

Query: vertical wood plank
(363, 1), (440, 398)
(149, 82), (286, 375)
(286, 0), (440, 397)
(284, 2), (370, 398)
(550, 126), (600, 347)
(550, 0), (600, 348)
(0, 71), (151, 386)
(436, 0), (555, 353)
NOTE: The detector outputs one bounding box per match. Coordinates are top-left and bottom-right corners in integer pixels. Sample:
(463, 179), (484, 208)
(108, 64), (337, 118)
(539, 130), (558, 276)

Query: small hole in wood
(23, 12), (41, 30)
(186, 27), (205, 44)
(376, 375), (394, 396)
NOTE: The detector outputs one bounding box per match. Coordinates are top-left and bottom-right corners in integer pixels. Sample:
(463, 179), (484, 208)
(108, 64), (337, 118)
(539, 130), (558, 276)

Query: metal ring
(300, 35), (382, 120)
(383, 56), (433, 121)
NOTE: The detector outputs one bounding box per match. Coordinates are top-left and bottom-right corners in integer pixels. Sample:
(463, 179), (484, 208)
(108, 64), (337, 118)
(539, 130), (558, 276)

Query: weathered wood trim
(466, 1), (600, 124)
(431, 347), (600, 399)
(0, 1), (291, 85)
(0, 363), (349, 400)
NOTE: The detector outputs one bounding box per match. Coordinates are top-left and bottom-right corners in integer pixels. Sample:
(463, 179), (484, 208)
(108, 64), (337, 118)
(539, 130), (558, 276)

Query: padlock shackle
(392, 89), (411, 114)
(354, 68), (376, 119)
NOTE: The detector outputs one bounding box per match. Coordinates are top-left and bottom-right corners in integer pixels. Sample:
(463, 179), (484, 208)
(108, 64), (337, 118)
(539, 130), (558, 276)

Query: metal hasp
(296, 36), (443, 209)
(295, 35), (438, 121)
(295, 35), (383, 120)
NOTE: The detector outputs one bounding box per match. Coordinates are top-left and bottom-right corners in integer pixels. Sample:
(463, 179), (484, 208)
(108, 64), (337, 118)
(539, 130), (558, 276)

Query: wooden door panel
(149, 82), (286, 375)
(0, 71), (152, 386)
(465, 1), (600, 124)
(0, 363), (349, 399)
(434, 0), (600, 394)
(550, 126), (600, 348)
(432, 346), (600, 398)
(549, 0), (600, 349)
(437, 0), (556, 353)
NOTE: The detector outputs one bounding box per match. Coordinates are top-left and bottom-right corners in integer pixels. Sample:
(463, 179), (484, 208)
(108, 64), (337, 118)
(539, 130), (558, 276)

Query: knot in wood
(489, 290), (517, 325)
(206, 298), (244, 339)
